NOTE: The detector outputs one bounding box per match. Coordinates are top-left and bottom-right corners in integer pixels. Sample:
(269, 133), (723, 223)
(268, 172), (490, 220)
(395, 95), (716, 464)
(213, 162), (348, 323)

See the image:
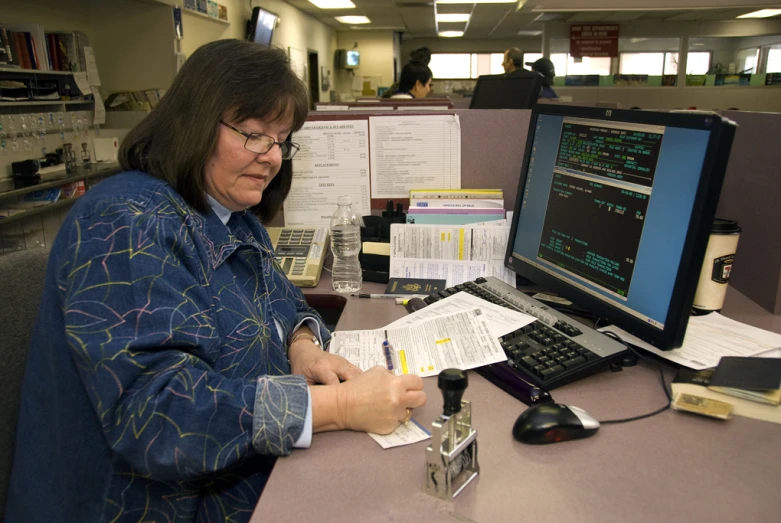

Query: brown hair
(119, 39), (309, 222)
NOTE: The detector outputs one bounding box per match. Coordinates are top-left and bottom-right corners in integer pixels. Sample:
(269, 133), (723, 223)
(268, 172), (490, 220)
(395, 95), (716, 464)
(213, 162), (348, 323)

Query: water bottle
(330, 195), (363, 293)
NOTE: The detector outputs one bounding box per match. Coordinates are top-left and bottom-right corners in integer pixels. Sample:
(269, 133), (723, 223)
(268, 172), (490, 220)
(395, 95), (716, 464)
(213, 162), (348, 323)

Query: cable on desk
(597, 331), (672, 425)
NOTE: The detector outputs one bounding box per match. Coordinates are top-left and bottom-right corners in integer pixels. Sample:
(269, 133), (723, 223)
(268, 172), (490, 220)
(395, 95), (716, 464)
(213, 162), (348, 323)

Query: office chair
(0, 248), (49, 516)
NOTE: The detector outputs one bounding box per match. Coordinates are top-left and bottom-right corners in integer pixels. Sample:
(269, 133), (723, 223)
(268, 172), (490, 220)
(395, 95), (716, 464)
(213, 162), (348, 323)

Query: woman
(390, 62), (433, 99)
(382, 46), (431, 98)
(5, 40), (425, 523)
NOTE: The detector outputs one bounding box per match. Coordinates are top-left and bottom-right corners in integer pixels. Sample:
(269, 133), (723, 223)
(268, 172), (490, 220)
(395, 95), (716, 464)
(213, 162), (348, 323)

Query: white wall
(336, 31), (395, 97)
(2, 0), (93, 35)
(257, 0), (338, 103)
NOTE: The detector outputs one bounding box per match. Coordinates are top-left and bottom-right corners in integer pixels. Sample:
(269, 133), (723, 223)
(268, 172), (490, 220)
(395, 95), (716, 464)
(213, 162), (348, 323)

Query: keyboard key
(562, 356), (586, 369)
(521, 356), (537, 368)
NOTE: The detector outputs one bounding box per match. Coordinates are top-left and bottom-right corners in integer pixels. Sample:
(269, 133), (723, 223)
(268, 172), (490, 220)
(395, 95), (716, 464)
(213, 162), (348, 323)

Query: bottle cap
(337, 195), (352, 206)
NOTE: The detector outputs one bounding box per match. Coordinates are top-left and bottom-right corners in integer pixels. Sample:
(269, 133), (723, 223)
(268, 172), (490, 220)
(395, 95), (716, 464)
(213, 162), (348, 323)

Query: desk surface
(251, 277), (781, 523)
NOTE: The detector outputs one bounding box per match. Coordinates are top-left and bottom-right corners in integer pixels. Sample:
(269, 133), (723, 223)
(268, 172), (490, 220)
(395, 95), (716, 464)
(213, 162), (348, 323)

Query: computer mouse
(512, 403), (600, 444)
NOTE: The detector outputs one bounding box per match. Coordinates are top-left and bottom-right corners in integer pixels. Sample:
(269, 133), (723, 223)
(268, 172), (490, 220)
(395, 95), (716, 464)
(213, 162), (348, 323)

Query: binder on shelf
(4, 23), (49, 71)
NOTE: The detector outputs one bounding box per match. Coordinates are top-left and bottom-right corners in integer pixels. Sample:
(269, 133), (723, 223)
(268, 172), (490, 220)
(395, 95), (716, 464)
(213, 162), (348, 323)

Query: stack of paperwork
(388, 222), (516, 288)
(330, 292), (536, 377)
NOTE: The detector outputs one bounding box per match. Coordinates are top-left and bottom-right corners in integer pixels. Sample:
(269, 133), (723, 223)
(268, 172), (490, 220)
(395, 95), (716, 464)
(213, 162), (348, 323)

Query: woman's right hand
(310, 366), (426, 435)
(337, 366), (427, 435)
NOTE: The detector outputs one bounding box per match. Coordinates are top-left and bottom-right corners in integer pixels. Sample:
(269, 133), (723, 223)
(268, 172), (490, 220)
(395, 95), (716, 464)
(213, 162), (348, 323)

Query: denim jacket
(6, 171), (330, 523)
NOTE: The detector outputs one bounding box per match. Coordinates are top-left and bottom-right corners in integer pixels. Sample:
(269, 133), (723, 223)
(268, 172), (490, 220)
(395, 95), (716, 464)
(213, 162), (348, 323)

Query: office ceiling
(284, 1), (780, 40)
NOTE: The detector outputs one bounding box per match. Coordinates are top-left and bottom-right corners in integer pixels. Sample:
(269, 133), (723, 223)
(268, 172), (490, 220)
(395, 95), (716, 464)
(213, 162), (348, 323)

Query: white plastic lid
(337, 195), (352, 205)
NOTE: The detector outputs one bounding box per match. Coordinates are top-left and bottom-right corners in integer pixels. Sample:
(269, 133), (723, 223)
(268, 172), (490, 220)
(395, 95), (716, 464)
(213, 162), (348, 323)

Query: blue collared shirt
(206, 194), (317, 448)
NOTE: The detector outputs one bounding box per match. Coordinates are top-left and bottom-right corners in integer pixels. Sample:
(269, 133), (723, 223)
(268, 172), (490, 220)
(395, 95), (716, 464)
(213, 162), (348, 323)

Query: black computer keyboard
(422, 276), (628, 403)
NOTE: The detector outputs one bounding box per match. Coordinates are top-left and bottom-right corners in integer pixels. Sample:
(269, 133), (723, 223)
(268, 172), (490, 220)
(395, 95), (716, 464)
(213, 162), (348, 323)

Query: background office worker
(391, 62), (434, 99)
(502, 47), (536, 79)
(527, 57), (559, 99)
(5, 40), (425, 523)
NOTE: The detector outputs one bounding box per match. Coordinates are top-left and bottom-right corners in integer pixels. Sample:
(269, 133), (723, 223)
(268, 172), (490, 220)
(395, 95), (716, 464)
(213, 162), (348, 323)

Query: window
(429, 52), (521, 79)
(767, 47), (781, 73)
(619, 52), (710, 75)
(565, 56), (612, 76)
(429, 54), (471, 79)
(686, 52), (711, 74)
(620, 53), (665, 75)
(736, 48), (760, 74)
(486, 53), (505, 75)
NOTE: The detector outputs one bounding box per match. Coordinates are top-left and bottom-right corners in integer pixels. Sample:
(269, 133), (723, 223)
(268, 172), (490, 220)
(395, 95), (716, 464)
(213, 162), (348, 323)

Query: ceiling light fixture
(436, 1), (514, 4)
(308, 0), (355, 9)
(335, 15), (371, 24)
(439, 30), (465, 37)
(737, 9), (781, 19)
(436, 13), (471, 23)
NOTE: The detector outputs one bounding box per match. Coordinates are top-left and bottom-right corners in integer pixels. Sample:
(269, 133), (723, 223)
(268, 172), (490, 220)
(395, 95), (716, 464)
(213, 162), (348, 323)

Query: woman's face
(412, 78), (432, 98)
(205, 116), (293, 212)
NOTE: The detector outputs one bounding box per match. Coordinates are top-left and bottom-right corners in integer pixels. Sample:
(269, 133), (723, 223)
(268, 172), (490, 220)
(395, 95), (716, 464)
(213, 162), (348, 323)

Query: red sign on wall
(570, 24), (619, 58)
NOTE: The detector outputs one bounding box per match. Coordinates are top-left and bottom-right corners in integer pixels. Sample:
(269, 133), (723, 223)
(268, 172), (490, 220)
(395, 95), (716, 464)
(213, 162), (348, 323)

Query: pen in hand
(382, 337), (394, 371)
(352, 293), (428, 299)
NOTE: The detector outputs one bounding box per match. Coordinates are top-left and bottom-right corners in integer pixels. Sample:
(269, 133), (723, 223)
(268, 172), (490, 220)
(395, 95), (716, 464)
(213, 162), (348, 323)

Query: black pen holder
(358, 214), (404, 284)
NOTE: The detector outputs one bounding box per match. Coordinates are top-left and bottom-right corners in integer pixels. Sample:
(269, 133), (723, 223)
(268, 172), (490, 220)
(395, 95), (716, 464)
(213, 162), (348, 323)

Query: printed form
(329, 309), (507, 378)
(600, 312), (781, 370)
(385, 291), (535, 338)
(389, 224), (516, 285)
(369, 114), (461, 198)
(286, 120), (371, 225)
(389, 258), (489, 287)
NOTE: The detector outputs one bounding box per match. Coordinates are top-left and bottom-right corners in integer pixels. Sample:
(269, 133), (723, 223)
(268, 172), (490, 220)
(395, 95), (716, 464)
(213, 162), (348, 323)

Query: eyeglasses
(220, 121), (300, 160)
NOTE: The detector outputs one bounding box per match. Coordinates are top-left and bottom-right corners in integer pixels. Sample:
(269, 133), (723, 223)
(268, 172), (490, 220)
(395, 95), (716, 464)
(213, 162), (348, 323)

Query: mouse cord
(597, 331), (672, 425)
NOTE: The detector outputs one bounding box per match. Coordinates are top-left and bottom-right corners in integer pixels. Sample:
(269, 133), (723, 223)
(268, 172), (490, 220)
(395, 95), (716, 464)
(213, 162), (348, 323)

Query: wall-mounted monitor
(337, 49), (360, 70)
(247, 6), (278, 47)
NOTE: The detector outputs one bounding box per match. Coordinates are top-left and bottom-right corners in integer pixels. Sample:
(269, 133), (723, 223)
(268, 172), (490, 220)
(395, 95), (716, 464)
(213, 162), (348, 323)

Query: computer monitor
(337, 49), (360, 70)
(505, 105), (737, 349)
(469, 74), (543, 109)
(247, 6), (278, 47)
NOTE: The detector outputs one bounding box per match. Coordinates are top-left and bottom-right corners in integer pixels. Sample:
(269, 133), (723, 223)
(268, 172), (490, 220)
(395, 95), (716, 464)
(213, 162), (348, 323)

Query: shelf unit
(0, 100), (93, 107)
(134, 0), (230, 25)
(0, 67), (76, 76)
(0, 164), (121, 228)
(0, 67), (94, 114)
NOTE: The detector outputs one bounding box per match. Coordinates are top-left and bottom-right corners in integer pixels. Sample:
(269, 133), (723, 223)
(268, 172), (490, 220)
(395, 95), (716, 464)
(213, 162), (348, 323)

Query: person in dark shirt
(502, 47), (536, 79)
(5, 39), (426, 523)
(527, 57), (559, 99)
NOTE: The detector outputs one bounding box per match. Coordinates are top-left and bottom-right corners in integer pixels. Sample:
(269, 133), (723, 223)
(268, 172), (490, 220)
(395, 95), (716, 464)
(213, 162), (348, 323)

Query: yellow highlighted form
(399, 350), (408, 374)
(458, 229), (464, 260)
(435, 338), (451, 344)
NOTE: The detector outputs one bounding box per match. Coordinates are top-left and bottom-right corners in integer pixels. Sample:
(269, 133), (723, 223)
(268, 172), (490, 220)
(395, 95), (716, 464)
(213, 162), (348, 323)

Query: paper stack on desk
(330, 292), (535, 377)
(599, 312), (781, 370)
(388, 223), (516, 287)
(330, 309), (506, 377)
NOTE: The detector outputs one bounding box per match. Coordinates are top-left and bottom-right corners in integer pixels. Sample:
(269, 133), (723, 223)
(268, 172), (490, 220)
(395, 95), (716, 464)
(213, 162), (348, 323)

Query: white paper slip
(369, 419), (432, 449)
(389, 258), (489, 287)
(385, 290), (535, 338)
(600, 312), (781, 370)
(330, 309), (507, 377)
(72, 72), (92, 95)
(83, 46), (102, 86)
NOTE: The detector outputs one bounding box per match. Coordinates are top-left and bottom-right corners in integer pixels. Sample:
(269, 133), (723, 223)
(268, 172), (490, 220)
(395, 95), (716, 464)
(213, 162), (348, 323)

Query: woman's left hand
(288, 339), (362, 385)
